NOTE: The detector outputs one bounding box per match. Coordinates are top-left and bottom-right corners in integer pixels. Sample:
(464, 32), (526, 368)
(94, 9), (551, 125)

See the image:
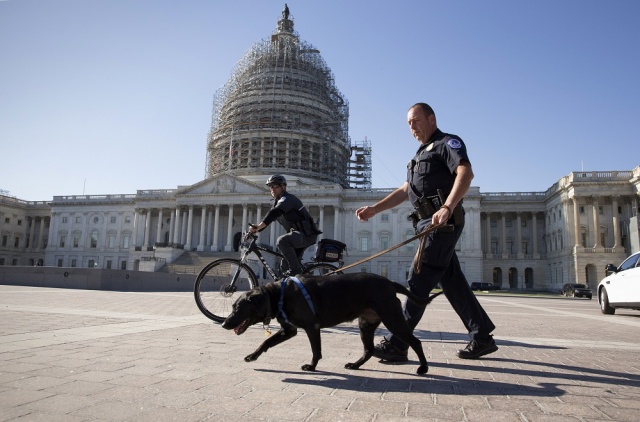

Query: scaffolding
(348, 137), (372, 189)
(206, 8), (351, 187)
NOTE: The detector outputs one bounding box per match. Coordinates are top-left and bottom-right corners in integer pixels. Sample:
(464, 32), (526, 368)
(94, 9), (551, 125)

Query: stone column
(572, 197), (580, 249)
(516, 212), (522, 258)
(156, 208), (163, 244)
(185, 205), (194, 250)
(592, 196), (600, 248)
(501, 213), (507, 258)
(333, 207), (340, 240)
(532, 212), (539, 258)
(484, 213), (491, 255)
(206, 208), (213, 249)
(168, 208), (175, 244)
(198, 206), (206, 251)
(241, 204), (248, 233)
(212, 205), (220, 251)
(143, 209), (151, 247)
(132, 209), (140, 247)
(29, 218), (37, 250)
(256, 204), (263, 227)
(225, 204), (234, 251)
(181, 209), (188, 248)
(318, 205), (325, 241)
(173, 206), (181, 245)
(612, 196), (621, 249)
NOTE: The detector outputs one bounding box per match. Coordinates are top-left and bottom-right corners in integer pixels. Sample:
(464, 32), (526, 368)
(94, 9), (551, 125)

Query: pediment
(178, 174), (267, 195)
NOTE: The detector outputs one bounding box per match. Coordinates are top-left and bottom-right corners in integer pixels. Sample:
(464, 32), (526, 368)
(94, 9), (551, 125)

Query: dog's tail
(393, 283), (443, 306)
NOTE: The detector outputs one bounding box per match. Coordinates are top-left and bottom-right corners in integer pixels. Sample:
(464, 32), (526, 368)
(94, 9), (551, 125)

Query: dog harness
(278, 276), (316, 325)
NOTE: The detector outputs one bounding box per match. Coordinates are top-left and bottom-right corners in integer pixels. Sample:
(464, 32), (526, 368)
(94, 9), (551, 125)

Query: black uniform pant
(277, 230), (318, 276)
(388, 216), (495, 350)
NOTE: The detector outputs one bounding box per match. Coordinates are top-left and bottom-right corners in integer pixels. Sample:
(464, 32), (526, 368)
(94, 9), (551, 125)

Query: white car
(597, 251), (640, 314)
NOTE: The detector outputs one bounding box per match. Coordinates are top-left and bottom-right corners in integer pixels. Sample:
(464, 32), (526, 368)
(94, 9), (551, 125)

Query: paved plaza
(1, 283), (640, 421)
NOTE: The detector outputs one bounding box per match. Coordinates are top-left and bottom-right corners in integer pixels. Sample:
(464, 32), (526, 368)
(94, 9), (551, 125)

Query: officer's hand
(356, 206), (375, 222)
(431, 208), (450, 226)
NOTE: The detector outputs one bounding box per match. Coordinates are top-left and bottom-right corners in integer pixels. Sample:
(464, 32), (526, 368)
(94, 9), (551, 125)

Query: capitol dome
(205, 5), (351, 186)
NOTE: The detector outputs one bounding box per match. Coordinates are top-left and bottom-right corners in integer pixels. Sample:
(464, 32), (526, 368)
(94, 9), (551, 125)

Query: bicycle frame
(237, 232), (283, 281)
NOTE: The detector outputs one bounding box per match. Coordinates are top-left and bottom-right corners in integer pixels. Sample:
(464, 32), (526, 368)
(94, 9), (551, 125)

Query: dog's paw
(344, 362), (361, 370)
(301, 364), (317, 372)
(244, 353), (260, 362)
(416, 364), (429, 375)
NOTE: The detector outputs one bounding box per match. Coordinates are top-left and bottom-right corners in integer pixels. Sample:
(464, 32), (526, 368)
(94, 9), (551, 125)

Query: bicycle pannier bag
(315, 239), (346, 262)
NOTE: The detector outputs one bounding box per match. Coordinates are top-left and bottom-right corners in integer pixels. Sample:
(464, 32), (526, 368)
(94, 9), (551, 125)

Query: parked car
(598, 251), (640, 315)
(560, 283), (592, 299)
(471, 282), (501, 291)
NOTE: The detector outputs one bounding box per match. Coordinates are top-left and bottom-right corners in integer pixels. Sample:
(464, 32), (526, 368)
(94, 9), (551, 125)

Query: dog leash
(323, 222), (450, 276)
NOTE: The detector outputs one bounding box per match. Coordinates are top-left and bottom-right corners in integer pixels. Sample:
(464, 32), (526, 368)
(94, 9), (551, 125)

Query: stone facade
(2, 168), (638, 292)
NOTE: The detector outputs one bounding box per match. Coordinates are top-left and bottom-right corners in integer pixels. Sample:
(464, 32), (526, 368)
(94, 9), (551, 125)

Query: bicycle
(194, 227), (344, 323)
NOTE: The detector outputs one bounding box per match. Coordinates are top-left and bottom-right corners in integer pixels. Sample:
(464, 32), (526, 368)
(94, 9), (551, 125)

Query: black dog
(221, 272), (442, 374)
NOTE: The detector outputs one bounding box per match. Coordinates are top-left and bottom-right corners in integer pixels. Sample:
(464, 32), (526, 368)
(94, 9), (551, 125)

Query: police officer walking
(249, 175), (321, 277)
(355, 103), (497, 360)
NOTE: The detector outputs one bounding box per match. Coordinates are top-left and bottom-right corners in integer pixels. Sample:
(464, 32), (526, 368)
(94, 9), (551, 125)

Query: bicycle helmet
(266, 174), (287, 186)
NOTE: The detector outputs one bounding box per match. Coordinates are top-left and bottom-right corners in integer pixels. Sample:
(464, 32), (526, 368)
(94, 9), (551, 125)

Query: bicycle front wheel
(194, 258), (259, 323)
(303, 262), (342, 276)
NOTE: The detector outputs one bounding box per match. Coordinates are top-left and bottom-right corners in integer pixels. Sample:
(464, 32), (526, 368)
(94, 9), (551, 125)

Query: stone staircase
(159, 250), (239, 275)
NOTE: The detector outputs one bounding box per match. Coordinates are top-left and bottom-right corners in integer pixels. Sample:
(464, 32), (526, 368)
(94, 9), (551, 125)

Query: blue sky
(1, 0), (638, 201)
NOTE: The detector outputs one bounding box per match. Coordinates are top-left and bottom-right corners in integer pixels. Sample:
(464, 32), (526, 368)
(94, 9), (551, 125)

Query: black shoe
(373, 338), (408, 362)
(457, 335), (498, 359)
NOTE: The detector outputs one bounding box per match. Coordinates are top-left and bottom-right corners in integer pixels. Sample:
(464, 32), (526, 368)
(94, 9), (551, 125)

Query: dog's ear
(247, 290), (271, 318)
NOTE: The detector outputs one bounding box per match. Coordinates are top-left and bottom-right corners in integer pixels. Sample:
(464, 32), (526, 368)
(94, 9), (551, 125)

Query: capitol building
(1, 7), (639, 292)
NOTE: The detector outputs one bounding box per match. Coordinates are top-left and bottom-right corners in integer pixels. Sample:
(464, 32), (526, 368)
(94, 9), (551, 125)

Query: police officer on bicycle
(248, 175), (321, 276)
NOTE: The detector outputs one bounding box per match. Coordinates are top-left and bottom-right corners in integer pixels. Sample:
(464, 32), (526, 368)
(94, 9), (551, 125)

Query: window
(71, 259), (77, 267)
(379, 263), (389, 278)
(62, 217), (68, 224)
(522, 220), (527, 227)
(0, 258), (4, 265)
(106, 260), (112, 269)
(125, 216), (132, 223)
(4, 217), (9, 224)
(123, 234), (130, 249)
(14, 237), (19, 247)
(110, 216), (116, 224)
(17, 219), (22, 226)
(404, 230), (415, 252)
(380, 214), (389, 222)
(579, 206), (585, 214)
(120, 260), (127, 270)
(75, 216), (82, 223)
(88, 259), (96, 268)
(57, 259), (63, 267)
(1, 235), (7, 247)
(90, 230), (98, 248)
(380, 234), (389, 250)
(93, 217), (99, 224)
(73, 235), (79, 248)
(598, 206), (604, 215)
(59, 235), (66, 248)
(108, 234), (116, 248)
(360, 236), (369, 252)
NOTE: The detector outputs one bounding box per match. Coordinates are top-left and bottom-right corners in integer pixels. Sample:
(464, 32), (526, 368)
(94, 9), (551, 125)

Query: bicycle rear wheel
(194, 258), (258, 323)
(303, 262), (342, 276)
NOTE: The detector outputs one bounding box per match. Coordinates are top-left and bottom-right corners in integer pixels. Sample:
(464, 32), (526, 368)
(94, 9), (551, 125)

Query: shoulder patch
(447, 139), (462, 149)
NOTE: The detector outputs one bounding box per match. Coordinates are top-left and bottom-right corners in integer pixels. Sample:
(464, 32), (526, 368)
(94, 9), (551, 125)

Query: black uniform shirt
(262, 192), (312, 232)
(406, 129), (470, 204)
